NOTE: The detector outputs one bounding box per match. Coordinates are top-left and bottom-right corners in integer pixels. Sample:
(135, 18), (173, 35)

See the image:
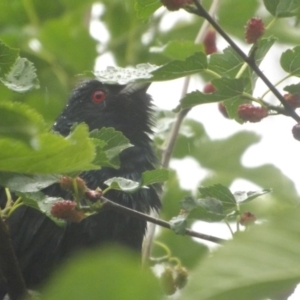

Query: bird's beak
(119, 82), (151, 96)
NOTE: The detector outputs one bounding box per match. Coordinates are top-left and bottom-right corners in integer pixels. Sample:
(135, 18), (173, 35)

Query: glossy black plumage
(0, 80), (160, 297)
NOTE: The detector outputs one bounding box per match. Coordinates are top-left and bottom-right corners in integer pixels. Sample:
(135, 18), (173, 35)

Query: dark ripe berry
(203, 29), (217, 55)
(161, 0), (193, 11)
(245, 17), (265, 44)
(50, 200), (84, 223)
(203, 82), (216, 94)
(160, 267), (177, 295)
(174, 266), (188, 289)
(238, 103), (268, 123)
(283, 93), (300, 109)
(292, 123), (300, 141)
(218, 102), (229, 118)
(239, 211), (256, 226)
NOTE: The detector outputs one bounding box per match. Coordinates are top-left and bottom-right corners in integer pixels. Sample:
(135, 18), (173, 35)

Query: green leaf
(263, 0), (300, 17)
(90, 127), (132, 168)
(150, 52), (207, 81)
(169, 213), (188, 235)
(104, 177), (140, 192)
(189, 198), (226, 222)
(182, 208), (300, 300)
(180, 196), (198, 212)
(208, 47), (244, 78)
(19, 191), (65, 226)
(284, 82), (300, 94)
(0, 173), (59, 192)
(280, 46), (300, 76)
(91, 128), (131, 154)
(197, 198), (224, 215)
(90, 148), (113, 168)
(152, 40), (204, 61)
(0, 124), (97, 174)
(174, 78), (246, 112)
(0, 102), (45, 146)
(134, 0), (161, 20)
(17, 191), (43, 211)
(252, 37), (277, 66)
(142, 169), (169, 186)
(0, 40), (19, 76)
(212, 78), (246, 99)
(43, 247), (162, 300)
(180, 195), (226, 223)
(234, 189), (272, 204)
(199, 184), (236, 212)
(208, 39), (276, 94)
(0, 57), (39, 92)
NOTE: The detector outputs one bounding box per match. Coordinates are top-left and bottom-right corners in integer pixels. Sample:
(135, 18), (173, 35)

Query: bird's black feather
(0, 80), (160, 297)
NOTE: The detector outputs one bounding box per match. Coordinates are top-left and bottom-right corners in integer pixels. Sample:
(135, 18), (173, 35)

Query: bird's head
(53, 80), (154, 144)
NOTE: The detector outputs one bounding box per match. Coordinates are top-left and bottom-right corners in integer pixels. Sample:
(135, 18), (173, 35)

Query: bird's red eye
(92, 89), (106, 103)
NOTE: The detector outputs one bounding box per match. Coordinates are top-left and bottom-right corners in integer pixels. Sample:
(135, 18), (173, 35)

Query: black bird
(0, 80), (161, 297)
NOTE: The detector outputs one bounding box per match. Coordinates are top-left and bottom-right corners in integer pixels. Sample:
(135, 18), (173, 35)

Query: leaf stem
(265, 17), (277, 30)
(235, 62), (248, 79)
(154, 241), (172, 258)
(4, 188), (13, 208)
(260, 74), (292, 99)
(204, 69), (222, 79)
(224, 219), (234, 236)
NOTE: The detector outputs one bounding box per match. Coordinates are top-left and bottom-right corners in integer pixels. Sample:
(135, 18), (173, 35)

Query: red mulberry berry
(238, 103), (268, 123)
(203, 29), (217, 55)
(51, 200), (84, 223)
(239, 211), (256, 226)
(245, 17), (265, 44)
(203, 82), (216, 94)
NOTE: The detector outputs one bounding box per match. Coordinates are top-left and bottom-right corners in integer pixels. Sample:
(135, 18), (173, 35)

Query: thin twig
(192, 0), (300, 123)
(101, 196), (225, 244)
